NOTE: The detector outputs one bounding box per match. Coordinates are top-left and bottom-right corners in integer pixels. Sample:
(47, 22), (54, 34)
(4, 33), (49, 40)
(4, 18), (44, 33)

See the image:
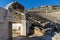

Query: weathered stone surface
(0, 8), (7, 22)
(0, 8), (9, 40)
(52, 33), (60, 40)
(0, 22), (8, 40)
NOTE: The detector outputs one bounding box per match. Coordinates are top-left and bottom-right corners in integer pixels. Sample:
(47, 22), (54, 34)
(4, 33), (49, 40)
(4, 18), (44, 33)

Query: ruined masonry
(0, 2), (29, 40)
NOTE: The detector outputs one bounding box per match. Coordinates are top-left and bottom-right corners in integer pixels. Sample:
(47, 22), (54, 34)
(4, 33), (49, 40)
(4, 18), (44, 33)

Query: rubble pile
(26, 11), (60, 40)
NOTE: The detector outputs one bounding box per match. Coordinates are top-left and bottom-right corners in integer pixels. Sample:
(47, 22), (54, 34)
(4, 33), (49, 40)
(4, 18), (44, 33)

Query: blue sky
(0, 0), (60, 9)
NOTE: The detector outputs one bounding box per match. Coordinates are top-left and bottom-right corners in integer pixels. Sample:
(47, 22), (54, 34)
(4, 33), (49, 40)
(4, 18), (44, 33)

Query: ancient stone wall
(29, 5), (60, 13)
(0, 8), (13, 40)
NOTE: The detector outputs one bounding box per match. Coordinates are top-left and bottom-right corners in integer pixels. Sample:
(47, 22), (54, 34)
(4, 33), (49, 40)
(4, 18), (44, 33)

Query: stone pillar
(20, 20), (29, 36)
(21, 20), (27, 36)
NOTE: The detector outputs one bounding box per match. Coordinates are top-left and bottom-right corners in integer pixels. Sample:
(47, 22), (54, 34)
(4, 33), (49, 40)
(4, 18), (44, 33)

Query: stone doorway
(12, 23), (21, 37)
(8, 22), (21, 40)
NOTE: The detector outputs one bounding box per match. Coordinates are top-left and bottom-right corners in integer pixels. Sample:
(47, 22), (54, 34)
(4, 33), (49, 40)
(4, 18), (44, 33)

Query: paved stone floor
(13, 32), (60, 40)
(13, 35), (52, 40)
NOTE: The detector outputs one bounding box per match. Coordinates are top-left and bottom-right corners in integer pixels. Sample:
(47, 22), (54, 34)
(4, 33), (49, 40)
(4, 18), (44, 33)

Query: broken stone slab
(44, 28), (54, 35)
(52, 33), (60, 40)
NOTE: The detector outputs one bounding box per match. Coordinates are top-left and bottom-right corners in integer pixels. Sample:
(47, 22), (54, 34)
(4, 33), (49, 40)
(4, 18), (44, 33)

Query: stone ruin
(0, 1), (29, 40)
(0, 7), (13, 40)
